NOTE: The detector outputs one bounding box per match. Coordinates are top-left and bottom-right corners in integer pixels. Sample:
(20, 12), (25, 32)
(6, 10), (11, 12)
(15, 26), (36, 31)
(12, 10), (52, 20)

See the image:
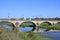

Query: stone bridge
(0, 19), (60, 32)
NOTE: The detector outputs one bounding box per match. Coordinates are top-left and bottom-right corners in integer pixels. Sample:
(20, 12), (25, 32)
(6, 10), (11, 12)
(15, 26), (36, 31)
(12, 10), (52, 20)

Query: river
(37, 32), (60, 40)
(0, 24), (60, 40)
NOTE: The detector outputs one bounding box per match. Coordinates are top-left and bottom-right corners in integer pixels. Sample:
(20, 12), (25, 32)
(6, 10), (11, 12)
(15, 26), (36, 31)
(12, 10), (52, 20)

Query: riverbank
(33, 29), (60, 34)
(0, 25), (49, 40)
(47, 29), (60, 32)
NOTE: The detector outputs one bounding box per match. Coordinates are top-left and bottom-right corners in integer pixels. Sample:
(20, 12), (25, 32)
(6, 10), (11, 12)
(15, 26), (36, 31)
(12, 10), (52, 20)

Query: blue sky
(0, 0), (60, 18)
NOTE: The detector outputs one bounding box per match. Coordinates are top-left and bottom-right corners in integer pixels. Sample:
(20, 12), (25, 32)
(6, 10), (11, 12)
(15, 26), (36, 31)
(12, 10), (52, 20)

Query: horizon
(0, 17), (60, 20)
(0, 0), (60, 18)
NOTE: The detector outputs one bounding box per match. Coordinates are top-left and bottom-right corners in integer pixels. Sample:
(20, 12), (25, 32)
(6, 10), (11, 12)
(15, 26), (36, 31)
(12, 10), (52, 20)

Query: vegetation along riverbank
(0, 24), (49, 40)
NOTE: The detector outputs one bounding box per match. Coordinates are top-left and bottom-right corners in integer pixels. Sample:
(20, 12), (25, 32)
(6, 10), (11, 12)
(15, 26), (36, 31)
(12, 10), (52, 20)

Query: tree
(19, 17), (24, 20)
(26, 18), (30, 20)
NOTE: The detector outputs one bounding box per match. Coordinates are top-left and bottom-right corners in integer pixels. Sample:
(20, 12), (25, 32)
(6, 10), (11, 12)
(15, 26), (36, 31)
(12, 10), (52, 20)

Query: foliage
(38, 22), (60, 31)
(38, 22), (51, 29)
(0, 25), (49, 40)
(27, 32), (49, 40)
(20, 22), (34, 27)
(19, 17), (24, 20)
(1, 17), (60, 20)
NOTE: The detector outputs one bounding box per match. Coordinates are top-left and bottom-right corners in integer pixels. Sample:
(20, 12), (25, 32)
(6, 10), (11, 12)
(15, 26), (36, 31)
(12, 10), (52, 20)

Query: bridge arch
(55, 22), (60, 25)
(40, 22), (52, 26)
(39, 22), (52, 28)
(0, 21), (15, 30)
(19, 21), (36, 31)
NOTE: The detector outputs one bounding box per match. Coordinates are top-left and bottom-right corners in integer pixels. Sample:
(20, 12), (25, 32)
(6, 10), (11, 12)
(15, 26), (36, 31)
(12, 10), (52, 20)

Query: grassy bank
(0, 25), (49, 40)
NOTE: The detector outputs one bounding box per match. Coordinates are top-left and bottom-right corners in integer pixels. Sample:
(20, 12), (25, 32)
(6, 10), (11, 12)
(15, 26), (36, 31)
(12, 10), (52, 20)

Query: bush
(0, 25), (49, 40)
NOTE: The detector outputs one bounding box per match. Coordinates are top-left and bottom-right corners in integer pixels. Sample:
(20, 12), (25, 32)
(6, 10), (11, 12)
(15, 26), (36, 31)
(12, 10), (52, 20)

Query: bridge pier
(33, 23), (40, 33)
(14, 22), (20, 32)
(33, 27), (39, 33)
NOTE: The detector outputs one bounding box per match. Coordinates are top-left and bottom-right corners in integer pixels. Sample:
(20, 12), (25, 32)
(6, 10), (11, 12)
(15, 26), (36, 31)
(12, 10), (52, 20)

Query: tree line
(0, 17), (60, 20)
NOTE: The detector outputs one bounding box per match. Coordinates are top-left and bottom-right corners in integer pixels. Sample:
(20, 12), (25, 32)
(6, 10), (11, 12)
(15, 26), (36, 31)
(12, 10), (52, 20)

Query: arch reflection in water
(0, 23), (14, 30)
(3, 24), (13, 30)
(19, 21), (36, 32)
(19, 27), (33, 32)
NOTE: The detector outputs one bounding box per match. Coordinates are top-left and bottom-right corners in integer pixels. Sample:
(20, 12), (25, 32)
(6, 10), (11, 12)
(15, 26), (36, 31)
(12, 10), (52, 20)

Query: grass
(18, 32), (49, 40)
(38, 22), (60, 31)
(0, 24), (49, 40)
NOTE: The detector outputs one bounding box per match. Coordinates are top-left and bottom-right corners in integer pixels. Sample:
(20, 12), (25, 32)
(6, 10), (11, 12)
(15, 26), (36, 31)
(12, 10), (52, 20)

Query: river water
(37, 32), (60, 40)
(0, 24), (60, 40)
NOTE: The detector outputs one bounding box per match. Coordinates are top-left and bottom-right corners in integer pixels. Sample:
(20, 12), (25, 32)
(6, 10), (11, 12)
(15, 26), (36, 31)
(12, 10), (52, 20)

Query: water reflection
(3, 25), (13, 30)
(39, 28), (46, 31)
(0, 23), (13, 30)
(19, 27), (33, 32)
